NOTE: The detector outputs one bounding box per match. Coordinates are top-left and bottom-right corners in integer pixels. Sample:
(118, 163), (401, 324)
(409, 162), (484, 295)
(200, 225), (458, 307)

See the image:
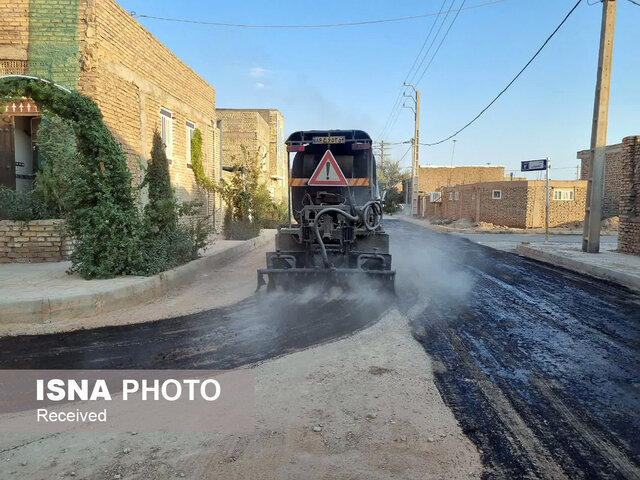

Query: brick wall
(217, 109), (289, 205)
(0, 0), (29, 65)
(79, 0), (218, 213)
(527, 180), (587, 228)
(0, 0), (221, 219)
(0, 219), (73, 263)
(430, 180), (587, 228)
(418, 166), (505, 194)
(578, 143), (623, 218)
(618, 136), (640, 255)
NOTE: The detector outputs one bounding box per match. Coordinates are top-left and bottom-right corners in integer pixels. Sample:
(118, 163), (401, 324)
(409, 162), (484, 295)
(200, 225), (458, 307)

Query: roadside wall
(0, 219), (72, 263)
(420, 180), (587, 228)
(618, 136), (640, 255)
(418, 166), (505, 194)
(578, 143), (623, 218)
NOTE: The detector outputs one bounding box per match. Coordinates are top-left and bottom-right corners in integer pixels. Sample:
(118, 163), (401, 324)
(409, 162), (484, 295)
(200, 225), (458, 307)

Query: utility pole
(403, 83), (420, 216)
(545, 157), (550, 242)
(583, 0), (616, 253)
(380, 140), (385, 167)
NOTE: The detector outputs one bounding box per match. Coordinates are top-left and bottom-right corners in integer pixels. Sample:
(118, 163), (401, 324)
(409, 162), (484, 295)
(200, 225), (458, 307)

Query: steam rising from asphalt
(250, 219), (474, 332)
(388, 219), (475, 329)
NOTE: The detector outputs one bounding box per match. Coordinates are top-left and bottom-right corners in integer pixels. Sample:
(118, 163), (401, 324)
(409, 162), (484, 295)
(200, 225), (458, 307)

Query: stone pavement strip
(397, 215), (638, 291)
(516, 242), (640, 292)
(0, 230), (276, 325)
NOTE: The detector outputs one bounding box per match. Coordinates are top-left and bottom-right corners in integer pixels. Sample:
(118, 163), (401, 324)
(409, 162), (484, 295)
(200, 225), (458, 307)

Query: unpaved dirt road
(390, 219), (640, 479)
(0, 310), (481, 479)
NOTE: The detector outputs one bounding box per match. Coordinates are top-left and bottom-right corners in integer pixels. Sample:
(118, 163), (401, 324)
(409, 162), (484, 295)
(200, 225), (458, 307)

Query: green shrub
(33, 113), (80, 216)
(0, 186), (55, 221)
(0, 78), (215, 278)
(220, 146), (280, 239)
(223, 211), (261, 240)
(178, 200), (216, 260)
(0, 77), (144, 278)
(383, 187), (404, 215)
(143, 132), (178, 233)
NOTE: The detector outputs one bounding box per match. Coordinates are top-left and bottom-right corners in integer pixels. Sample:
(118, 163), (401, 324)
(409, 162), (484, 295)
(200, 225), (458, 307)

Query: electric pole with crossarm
(403, 83), (420, 216)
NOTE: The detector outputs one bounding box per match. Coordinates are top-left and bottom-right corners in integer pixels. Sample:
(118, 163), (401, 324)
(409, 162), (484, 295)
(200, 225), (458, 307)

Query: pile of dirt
(601, 216), (619, 231)
(451, 218), (475, 229)
(429, 216), (453, 226)
(474, 221), (510, 231)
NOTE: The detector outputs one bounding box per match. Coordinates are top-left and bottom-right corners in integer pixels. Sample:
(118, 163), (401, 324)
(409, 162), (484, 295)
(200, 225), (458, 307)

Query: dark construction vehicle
(257, 129), (395, 292)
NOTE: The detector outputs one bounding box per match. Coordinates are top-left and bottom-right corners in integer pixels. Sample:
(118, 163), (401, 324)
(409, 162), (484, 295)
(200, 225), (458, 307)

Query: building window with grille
(454, 191), (459, 201)
(449, 192), (453, 201)
(160, 108), (173, 164)
(186, 120), (195, 169)
(492, 190), (502, 199)
(553, 188), (574, 201)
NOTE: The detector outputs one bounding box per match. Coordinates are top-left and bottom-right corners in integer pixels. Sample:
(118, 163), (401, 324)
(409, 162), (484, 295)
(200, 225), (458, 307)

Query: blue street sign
(521, 159), (547, 172)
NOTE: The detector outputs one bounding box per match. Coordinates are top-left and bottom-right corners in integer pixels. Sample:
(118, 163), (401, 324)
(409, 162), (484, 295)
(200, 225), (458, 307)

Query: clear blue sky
(119, 0), (639, 180)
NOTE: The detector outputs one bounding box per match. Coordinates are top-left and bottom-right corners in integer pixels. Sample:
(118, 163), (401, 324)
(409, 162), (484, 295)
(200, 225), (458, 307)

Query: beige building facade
(216, 109), (288, 205)
(418, 179), (588, 229)
(0, 0), (222, 221)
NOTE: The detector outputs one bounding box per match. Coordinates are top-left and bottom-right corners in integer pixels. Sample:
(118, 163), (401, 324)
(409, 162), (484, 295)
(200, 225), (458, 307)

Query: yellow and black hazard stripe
(289, 178), (370, 187)
(348, 178), (370, 187)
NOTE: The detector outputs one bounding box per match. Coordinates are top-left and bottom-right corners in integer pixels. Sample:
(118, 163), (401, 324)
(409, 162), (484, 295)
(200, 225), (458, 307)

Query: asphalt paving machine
(257, 129), (395, 292)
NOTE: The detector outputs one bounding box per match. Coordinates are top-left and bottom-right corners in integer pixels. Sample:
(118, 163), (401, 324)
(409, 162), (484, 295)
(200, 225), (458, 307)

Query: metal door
(0, 119), (15, 189)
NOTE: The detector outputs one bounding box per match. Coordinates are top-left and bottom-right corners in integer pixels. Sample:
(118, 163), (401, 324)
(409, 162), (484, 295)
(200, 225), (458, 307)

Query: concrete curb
(0, 230), (276, 325)
(516, 244), (640, 292)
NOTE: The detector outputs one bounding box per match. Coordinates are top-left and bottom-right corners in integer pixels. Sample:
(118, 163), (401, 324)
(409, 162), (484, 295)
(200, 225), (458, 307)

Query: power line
(420, 0), (584, 147)
(376, 0), (450, 140)
(414, 0), (468, 87)
(627, 0), (640, 7)
(380, 0), (456, 140)
(376, 0), (504, 140)
(398, 143), (414, 164)
(131, 1), (505, 29)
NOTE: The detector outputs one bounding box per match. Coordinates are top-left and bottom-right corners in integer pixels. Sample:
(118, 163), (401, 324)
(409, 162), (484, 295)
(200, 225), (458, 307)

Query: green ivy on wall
(190, 128), (217, 193)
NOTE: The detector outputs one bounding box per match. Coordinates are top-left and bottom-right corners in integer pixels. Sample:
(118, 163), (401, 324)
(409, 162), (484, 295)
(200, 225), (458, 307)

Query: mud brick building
(418, 165), (506, 193)
(618, 136), (640, 255)
(578, 143), (624, 219)
(418, 179), (587, 229)
(216, 109), (288, 205)
(0, 0), (222, 220)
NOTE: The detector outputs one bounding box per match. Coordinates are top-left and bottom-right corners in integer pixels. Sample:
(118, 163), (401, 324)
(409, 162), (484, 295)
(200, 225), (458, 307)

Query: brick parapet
(0, 219), (73, 263)
(618, 136), (640, 255)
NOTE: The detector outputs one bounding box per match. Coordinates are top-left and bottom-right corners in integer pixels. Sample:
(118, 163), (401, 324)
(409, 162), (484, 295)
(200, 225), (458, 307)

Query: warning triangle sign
(308, 150), (349, 186)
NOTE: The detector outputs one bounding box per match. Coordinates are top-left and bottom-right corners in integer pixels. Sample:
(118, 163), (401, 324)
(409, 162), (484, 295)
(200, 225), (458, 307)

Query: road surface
(390, 219), (640, 480)
(1, 219), (638, 479)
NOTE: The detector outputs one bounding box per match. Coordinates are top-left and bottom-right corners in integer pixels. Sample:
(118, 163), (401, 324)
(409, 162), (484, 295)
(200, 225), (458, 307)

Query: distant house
(216, 109), (288, 205)
(419, 179), (588, 229)
(0, 0), (222, 221)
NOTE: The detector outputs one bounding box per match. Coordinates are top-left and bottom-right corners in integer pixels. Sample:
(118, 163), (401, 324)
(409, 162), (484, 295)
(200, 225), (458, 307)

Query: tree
(220, 146), (276, 239)
(377, 158), (408, 192)
(143, 131), (178, 232)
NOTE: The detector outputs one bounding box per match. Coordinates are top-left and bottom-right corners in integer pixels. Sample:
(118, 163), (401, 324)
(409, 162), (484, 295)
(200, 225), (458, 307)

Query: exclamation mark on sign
(326, 162), (330, 180)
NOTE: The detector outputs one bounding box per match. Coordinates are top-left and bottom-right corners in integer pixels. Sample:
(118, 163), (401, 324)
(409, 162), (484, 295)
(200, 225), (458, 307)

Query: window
(160, 108), (173, 164)
(492, 190), (502, 199)
(186, 120), (195, 169)
(553, 188), (574, 201)
(449, 192), (453, 201)
(454, 191), (460, 201)
(429, 192), (441, 203)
